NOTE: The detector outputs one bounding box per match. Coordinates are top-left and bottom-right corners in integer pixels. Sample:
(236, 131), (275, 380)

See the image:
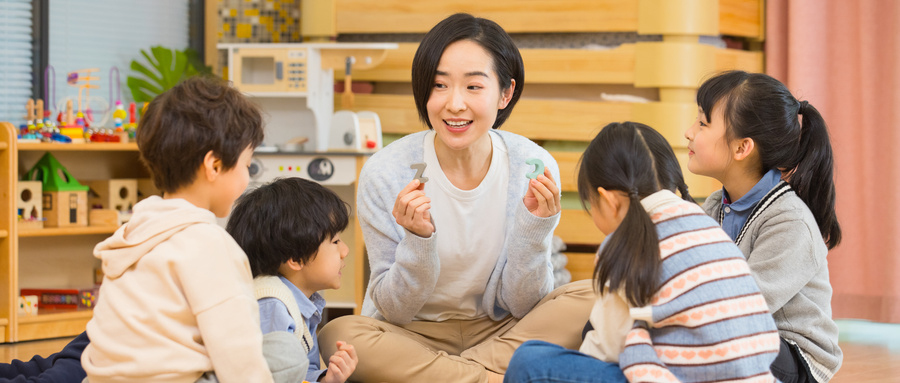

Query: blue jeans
(504, 340), (627, 383)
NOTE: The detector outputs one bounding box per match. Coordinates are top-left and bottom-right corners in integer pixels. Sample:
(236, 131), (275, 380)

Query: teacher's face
(427, 39), (514, 152)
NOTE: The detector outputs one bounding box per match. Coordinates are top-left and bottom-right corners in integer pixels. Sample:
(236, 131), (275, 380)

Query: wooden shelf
(0, 230), (7, 239)
(17, 309), (92, 341)
(19, 226), (119, 237)
(17, 142), (138, 151)
(0, 318), (7, 326)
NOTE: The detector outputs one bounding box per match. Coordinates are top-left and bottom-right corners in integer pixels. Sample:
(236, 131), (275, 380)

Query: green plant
(126, 46), (212, 103)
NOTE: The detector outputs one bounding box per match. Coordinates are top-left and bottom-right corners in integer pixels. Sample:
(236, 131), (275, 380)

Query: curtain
(0, 0), (33, 127)
(767, 0), (900, 323)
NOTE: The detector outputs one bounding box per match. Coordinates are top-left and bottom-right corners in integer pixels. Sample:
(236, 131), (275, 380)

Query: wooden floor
(1, 320), (898, 381)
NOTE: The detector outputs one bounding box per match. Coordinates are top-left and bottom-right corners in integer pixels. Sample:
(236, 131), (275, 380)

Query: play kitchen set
(218, 42), (396, 311)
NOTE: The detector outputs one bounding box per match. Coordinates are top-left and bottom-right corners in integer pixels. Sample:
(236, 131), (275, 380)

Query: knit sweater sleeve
(744, 209), (822, 313)
(491, 137), (559, 318)
(357, 138), (440, 325)
(619, 322), (681, 383)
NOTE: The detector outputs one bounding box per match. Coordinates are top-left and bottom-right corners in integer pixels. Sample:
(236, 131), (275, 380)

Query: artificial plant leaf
(150, 46), (177, 90)
(126, 77), (161, 104)
(130, 60), (162, 85)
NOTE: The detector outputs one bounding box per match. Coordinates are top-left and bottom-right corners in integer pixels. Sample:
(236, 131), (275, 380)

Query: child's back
(84, 198), (265, 382)
(619, 190), (779, 382)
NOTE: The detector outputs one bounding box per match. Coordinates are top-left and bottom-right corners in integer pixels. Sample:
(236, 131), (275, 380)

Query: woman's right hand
(392, 179), (434, 238)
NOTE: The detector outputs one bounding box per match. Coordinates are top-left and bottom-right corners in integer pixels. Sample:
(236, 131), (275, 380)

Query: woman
(318, 13), (593, 383)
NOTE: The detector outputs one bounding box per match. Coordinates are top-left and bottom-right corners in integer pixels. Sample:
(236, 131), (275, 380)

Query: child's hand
(392, 179), (434, 238)
(320, 341), (358, 383)
(523, 167), (560, 218)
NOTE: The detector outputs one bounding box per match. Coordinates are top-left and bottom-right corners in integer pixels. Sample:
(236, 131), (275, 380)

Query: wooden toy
(18, 296), (39, 315)
(67, 68), (100, 126)
(23, 152), (89, 227)
(16, 180), (44, 230)
(89, 209), (119, 227)
(84, 179), (138, 211)
(20, 288), (80, 310)
(525, 158), (545, 180)
(410, 163), (428, 184)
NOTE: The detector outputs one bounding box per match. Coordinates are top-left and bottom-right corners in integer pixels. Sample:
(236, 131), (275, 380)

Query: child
(226, 177), (359, 383)
(506, 122), (780, 382)
(685, 70), (842, 382)
(81, 77), (305, 383)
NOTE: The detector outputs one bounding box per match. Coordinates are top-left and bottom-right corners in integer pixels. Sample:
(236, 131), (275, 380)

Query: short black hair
(137, 76), (264, 194)
(226, 178), (350, 277)
(411, 13), (524, 130)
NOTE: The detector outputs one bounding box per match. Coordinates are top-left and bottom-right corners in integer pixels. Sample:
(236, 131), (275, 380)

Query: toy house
(23, 152), (89, 227)
(16, 180), (44, 230)
(86, 179), (138, 211)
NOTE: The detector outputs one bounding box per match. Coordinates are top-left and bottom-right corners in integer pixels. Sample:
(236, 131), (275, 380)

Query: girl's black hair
(226, 178), (350, 277)
(698, 70), (841, 249)
(411, 13), (524, 130)
(577, 122), (693, 307)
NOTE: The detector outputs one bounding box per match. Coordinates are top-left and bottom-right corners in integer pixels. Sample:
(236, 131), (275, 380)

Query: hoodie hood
(95, 196), (217, 278)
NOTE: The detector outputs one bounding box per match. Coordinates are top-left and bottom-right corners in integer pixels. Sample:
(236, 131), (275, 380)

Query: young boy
(81, 77), (305, 383)
(226, 177), (358, 383)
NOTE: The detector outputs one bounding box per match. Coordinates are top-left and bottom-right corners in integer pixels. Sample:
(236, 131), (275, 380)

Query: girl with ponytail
(686, 70), (842, 382)
(506, 122), (779, 383)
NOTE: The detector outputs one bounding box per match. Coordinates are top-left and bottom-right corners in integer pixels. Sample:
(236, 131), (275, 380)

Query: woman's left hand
(523, 167), (561, 218)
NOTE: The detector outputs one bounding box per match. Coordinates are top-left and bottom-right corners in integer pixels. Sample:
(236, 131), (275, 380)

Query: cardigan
(704, 182), (842, 382)
(618, 190), (779, 382)
(357, 130), (560, 324)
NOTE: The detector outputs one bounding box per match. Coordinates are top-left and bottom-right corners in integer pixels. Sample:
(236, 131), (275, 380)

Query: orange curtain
(766, 0), (900, 323)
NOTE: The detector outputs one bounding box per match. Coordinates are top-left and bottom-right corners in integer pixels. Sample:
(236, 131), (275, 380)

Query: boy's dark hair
(226, 177), (350, 278)
(137, 76), (264, 194)
(698, 70), (840, 249)
(411, 13), (524, 130)
(577, 122), (693, 307)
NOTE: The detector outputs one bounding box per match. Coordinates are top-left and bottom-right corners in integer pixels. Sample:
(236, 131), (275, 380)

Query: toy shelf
(19, 226), (119, 238)
(17, 142), (138, 152)
(17, 309), (93, 342)
(2, 122), (145, 342)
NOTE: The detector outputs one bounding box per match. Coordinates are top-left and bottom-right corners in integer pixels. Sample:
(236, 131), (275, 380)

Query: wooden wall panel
(335, 0), (638, 34)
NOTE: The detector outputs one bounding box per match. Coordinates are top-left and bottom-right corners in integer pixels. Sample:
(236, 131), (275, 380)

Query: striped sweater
(618, 190), (780, 383)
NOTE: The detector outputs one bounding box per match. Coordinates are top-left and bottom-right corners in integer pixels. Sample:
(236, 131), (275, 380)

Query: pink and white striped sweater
(618, 190), (780, 383)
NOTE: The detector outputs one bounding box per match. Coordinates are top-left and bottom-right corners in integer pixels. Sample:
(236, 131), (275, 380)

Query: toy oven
(229, 47), (309, 93)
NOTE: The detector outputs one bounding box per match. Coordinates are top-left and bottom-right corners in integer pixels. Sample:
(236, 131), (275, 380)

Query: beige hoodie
(81, 196), (274, 383)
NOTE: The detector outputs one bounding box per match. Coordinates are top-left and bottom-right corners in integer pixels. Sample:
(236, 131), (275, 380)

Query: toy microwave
(227, 46), (311, 93)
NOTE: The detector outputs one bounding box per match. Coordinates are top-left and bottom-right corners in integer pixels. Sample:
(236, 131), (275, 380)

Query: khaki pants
(319, 280), (594, 383)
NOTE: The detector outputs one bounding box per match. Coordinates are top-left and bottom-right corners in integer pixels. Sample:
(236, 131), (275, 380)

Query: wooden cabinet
(1, 122), (147, 342)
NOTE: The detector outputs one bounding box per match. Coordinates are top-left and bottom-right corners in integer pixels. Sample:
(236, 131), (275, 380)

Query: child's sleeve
(258, 298), (295, 334)
(178, 230), (274, 383)
(579, 290), (634, 363)
(618, 322), (682, 383)
(745, 213), (821, 312)
(0, 331), (88, 383)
